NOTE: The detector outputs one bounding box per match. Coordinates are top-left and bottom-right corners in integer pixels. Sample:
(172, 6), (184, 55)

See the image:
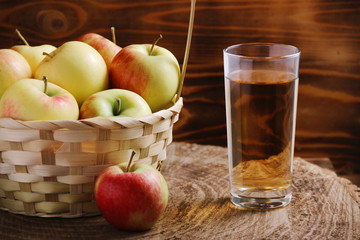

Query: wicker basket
(0, 98), (183, 217)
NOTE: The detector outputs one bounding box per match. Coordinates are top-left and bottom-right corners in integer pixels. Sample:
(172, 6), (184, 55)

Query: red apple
(0, 49), (32, 98)
(77, 27), (122, 68)
(95, 160), (169, 231)
(109, 35), (180, 112)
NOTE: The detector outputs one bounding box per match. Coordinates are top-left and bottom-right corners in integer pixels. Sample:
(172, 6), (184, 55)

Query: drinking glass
(223, 43), (300, 209)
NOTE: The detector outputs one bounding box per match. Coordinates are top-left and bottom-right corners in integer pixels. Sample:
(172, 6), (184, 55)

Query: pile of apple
(0, 29), (181, 121)
(0, 30), (178, 230)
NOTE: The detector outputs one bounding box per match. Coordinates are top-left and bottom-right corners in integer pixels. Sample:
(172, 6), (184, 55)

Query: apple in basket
(0, 77), (79, 121)
(109, 35), (180, 113)
(77, 27), (122, 68)
(34, 41), (108, 105)
(0, 49), (32, 98)
(11, 29), (56, 76)
(95, 154), (169, 231)
(79, 88), (152, 119)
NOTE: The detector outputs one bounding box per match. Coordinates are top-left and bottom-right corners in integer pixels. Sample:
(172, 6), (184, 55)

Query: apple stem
(111, 26), (116, 44)
(42, 52), (53, 58)
(127, 151), (136, 172)
(15, 29), (30, 46)
(42, 76), (48, 94)
(156, 161), (163, 171)
(149, 34), (163, 56)
(115, 97), (122, 115)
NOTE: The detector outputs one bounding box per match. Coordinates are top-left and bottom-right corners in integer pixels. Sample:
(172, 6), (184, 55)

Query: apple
(12, 44), (56, 76)
(34, 41), (108, 105)
(0, 49), (32, 98)
(11, 29), (56, 75)
(79, 88), (152, 119)
(95, 156), (169, 231)
(0, 77), (79, 121)
(77, 27), (122, 68)
(109, 35), (180, 112)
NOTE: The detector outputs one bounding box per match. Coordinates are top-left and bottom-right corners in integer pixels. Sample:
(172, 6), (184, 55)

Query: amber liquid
(225, 70), (298, 195)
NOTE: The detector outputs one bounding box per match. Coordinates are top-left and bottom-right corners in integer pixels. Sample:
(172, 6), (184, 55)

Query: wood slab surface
(0, 142), (358, 239)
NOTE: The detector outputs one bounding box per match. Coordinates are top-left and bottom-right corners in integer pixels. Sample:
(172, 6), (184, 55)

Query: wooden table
(0, 142), (359, 239)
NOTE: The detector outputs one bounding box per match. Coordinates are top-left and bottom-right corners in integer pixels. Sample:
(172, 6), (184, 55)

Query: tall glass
(223, 43), (300, 209)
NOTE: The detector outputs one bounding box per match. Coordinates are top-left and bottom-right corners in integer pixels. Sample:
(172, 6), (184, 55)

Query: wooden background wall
(0, 0), (359, 183)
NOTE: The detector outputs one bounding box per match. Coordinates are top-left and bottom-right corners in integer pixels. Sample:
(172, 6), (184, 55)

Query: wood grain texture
(0, 142), (358, 239)
(0, 0), (359, 176)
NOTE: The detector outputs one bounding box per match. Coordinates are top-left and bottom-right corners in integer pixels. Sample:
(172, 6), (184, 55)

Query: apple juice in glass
(223, 43), (300, 209)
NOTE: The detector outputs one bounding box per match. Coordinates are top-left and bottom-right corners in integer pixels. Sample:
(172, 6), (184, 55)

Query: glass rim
(223, 43), (300, 60)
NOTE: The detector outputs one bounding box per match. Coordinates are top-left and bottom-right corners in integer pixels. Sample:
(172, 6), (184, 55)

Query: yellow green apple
(11, 29), (56, 76)
(34, 41), (108, 105)
(0, 77), (79, 121)
(11, 44), (56, 75)
(80, 89), (152, 119)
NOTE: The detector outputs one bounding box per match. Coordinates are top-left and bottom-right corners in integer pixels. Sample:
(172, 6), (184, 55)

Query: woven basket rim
(0, 97), (183, 130)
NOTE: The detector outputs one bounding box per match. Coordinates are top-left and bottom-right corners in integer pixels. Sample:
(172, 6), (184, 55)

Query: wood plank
(0, 0), (358, 176)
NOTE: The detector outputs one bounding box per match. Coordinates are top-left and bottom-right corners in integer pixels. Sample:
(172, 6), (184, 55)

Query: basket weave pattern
(0, 98), (183, 217)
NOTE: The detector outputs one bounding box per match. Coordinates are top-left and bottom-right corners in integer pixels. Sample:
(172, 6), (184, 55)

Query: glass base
(231, 192), (291, 209)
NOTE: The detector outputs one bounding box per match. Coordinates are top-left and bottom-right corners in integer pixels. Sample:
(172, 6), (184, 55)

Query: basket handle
(175, 0), (196, 102)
